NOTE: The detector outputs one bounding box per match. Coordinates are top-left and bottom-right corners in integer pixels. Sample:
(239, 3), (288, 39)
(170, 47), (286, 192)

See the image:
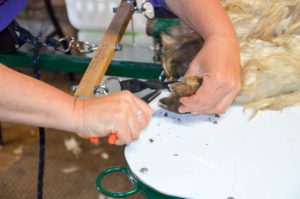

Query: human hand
(178, 34), (241, 114)
(73, 91), (153, 145)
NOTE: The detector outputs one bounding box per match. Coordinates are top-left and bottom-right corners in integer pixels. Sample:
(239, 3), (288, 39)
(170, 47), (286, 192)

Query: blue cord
(32, 37), (46, 199)
(37, 127), (45, 199)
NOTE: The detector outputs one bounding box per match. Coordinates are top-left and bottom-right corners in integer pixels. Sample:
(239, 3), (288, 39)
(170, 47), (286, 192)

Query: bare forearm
(0, 63), (154, 144)
(165, 0), (236, 40)
(0, 63), (77, 132)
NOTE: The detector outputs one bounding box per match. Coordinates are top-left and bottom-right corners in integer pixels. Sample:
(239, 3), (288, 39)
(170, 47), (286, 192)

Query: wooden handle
(75, 0), (134, 98)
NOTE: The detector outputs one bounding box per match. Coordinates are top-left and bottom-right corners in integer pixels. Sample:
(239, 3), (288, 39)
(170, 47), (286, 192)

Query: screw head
(71, 85), (78, 92)
(114, 44), (123, 51)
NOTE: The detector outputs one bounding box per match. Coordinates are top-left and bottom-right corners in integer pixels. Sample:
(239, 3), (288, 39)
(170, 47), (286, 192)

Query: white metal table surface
(125, 91), (300, 199)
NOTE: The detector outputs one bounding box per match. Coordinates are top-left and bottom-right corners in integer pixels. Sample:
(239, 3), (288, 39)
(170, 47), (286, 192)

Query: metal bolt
(94, 85), (109, 96)
(71, 85), (77, 92)
(15, 31), (21, 37)
(115, 44), (123, 51)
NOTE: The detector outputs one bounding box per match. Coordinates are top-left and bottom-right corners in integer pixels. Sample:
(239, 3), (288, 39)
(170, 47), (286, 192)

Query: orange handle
(108, 133), (118, 145)
(89, 132), (118, 145)
(90, 137), (100, 143)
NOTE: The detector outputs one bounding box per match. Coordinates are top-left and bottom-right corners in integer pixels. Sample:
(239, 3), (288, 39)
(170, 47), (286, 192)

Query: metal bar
(0, 52), (162, 79)
(75, 0), (135, 98)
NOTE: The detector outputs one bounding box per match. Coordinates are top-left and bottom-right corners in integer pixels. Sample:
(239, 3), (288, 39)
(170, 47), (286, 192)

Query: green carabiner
(96, 166), (139, 198)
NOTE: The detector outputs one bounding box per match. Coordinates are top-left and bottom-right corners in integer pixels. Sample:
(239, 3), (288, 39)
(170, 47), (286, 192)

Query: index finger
(178, 79), (225, 113)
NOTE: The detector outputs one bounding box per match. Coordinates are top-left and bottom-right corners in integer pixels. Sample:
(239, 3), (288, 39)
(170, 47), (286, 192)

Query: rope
(37, 127), (45, 199)
(32, 37), (46, 199)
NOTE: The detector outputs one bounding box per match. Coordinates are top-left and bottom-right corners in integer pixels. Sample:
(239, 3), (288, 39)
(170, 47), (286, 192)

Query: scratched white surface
(125, 91), (300, 199)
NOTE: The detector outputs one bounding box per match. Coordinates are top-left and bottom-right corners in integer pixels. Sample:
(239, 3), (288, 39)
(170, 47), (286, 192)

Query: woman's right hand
(72, 91), (153, 145)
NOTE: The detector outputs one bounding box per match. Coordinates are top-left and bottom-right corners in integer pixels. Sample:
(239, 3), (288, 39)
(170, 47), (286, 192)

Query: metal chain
(28, 0), (154, 54)
(30, 36), (98, 54)
(32, 37), (123, 54)
(53, 37), (98, 53)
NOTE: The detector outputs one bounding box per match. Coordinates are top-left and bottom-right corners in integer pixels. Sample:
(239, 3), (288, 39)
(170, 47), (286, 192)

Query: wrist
(68, 97), (85, 135)
(54, 95), (85, 135)
(205, 31), (239, 48)
(204, 32), (240, 61)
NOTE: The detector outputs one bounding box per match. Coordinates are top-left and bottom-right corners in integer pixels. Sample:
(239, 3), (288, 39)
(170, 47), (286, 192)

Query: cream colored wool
(220, 0), (300, 113)
(222, 0), (300, 40)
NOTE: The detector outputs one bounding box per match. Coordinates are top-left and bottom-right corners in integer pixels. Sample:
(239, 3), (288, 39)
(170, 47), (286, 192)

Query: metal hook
(133, 1), (154, 20)
(94, 85), (109, 96)
(54, 37), (75, 52)
(76, 41), (97, 53)
(141, 1), (154, 20)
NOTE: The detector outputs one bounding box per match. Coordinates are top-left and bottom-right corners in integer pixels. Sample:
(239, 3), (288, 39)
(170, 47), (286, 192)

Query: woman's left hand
(178, 34), (242, 114)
